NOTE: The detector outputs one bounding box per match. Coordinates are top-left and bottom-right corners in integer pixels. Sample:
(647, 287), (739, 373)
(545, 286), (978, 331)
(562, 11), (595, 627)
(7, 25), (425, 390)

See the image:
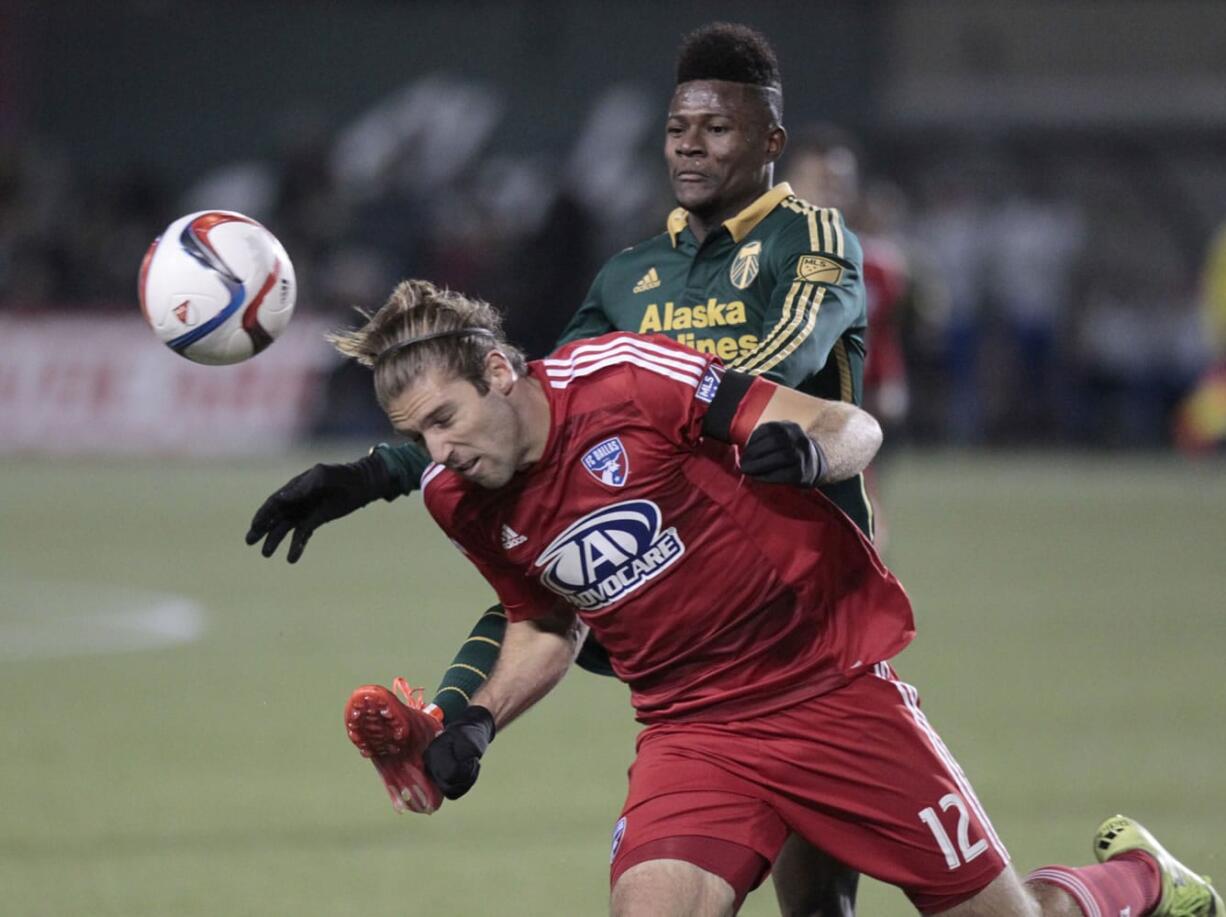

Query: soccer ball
(138, 211), (297, 365)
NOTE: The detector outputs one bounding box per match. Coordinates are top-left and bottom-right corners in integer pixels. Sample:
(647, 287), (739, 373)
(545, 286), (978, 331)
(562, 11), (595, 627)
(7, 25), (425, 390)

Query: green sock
(430, 606), (507, 723)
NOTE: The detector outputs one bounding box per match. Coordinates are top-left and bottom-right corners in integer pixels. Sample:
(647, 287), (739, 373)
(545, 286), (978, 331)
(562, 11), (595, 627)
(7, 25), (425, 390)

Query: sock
(1027, 852), (1162, 917)
(429, 606), (507, 723)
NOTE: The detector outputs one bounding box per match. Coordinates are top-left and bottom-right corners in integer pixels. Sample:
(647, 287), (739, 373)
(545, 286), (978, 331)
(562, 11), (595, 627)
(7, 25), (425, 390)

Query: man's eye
(709, 125), (728, 135)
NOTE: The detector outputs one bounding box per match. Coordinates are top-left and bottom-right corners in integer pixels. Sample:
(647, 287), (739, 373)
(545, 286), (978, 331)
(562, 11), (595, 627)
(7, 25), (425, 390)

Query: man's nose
(425, 432), (452, 466)
(675, 128), (704, 158)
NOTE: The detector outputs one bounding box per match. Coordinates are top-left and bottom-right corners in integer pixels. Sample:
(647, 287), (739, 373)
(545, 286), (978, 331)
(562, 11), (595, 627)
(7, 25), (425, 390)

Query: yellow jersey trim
(666, 208), (689, 247)
(465, 636), (501, 648)
(781, 197), (846, 257)
(731, 282), (825, 375)
(832, 338), (853, 402)
(446, 663), (489, 679)
(752, 286), (827, 375)
(724, 182), (794, 243)
(666, 182), (795, 247)
(858, 472), (875, 538)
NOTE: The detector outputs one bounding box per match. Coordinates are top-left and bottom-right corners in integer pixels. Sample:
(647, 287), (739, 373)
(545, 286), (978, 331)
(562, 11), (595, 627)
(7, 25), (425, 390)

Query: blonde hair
(327, 279), (527, 407)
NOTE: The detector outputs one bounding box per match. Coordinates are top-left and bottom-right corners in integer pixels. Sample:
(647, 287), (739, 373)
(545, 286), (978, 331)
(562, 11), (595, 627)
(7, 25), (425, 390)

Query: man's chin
(672, 184), (716, 215)
(471, 466), (513, 489)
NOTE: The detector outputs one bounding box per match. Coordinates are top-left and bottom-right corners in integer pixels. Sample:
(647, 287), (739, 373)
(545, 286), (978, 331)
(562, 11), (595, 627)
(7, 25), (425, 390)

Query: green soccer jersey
(375, 182), (873, 536)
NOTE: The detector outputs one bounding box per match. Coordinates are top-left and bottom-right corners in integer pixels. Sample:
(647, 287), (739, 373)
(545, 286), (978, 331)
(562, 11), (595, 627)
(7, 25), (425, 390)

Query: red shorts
(609, 665), (1010, 913)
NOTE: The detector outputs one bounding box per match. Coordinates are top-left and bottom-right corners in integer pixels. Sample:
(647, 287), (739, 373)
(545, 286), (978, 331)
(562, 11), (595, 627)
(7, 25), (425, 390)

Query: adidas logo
(633, 268), (660, 293)
(500, 524), (527, 550)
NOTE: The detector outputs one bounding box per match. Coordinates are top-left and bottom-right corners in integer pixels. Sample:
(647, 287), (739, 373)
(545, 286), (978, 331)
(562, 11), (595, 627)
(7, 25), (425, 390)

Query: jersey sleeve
(372, 441), (433, 496)
(727, 208), (866, 389)
(700, 369), (778, 447)
(555, 262), (616, 347)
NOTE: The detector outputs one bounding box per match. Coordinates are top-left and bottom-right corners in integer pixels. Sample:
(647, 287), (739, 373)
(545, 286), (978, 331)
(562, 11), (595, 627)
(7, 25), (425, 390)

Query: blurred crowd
(2, 73), (1223, 450)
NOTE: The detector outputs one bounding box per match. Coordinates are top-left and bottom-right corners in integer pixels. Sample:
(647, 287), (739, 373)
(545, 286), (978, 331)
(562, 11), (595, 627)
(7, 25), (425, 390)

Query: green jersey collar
(666, 182), (795, 248)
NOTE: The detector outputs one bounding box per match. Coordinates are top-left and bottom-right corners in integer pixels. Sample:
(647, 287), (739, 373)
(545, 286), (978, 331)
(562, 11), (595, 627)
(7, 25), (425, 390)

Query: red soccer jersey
(422, 333), (914, 724)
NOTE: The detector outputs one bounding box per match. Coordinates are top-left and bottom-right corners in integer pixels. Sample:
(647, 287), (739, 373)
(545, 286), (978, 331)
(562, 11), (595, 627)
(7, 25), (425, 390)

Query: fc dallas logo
(581, 436), (629, 487)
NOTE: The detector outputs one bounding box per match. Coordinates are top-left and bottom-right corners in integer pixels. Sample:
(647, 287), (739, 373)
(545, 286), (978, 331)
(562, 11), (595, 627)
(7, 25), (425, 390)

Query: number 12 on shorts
(919, 793), (988, 870)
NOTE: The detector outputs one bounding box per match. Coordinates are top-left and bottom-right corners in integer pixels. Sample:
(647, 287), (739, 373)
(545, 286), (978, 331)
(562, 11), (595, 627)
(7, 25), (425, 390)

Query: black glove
(245, 453), (397, 563)
(423, 705), (496, 800)
(739, 421), (827, 487)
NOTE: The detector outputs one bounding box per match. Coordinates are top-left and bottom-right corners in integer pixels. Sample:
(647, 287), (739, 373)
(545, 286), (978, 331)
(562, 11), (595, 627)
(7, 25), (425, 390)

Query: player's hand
(245, 454), (396, 563)
(422, 705), (496, 800)
(740, 421), (827, 487)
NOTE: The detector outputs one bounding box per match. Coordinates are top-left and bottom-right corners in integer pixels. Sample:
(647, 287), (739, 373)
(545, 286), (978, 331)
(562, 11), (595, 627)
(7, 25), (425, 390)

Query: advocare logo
(533, 500), (684, 610)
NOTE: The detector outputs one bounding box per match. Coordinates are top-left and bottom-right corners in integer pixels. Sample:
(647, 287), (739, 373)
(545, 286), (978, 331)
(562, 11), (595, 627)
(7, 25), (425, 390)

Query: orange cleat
(344, 678), (445, 814)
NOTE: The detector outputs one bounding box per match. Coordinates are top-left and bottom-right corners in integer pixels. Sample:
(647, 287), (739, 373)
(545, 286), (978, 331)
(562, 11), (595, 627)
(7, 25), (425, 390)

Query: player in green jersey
(248, 23), (866, 917)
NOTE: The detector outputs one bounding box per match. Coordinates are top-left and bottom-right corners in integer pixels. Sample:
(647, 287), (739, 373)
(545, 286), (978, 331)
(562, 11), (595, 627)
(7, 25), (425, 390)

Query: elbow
(838, 409), (882, 478)
(814, 407), (882, 484)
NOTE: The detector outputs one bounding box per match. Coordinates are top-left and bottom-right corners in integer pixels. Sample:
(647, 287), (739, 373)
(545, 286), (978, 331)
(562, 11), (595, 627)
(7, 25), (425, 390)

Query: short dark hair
(676, 22), (782, 90)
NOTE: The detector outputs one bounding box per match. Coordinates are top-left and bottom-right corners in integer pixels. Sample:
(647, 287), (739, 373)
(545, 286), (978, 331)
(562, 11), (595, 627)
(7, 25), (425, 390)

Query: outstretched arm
(247, 261), (615, 564)
(422, 603), (587, 800)
(472, 604), (588, 729)
(245, 452), (402, 562)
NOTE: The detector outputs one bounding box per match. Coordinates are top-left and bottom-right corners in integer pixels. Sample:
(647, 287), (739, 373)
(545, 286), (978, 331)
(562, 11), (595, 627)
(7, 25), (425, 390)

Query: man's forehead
(387, 370), (460, 428)
(668, 80), (756, 117)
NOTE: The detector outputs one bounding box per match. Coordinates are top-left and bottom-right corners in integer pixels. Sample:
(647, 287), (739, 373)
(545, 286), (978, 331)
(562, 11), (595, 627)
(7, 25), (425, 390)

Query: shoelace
(392, 676), (425, 709)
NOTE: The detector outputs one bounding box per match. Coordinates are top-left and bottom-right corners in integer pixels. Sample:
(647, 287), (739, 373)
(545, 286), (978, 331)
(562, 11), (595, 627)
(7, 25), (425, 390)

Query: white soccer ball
(138, 210), (297, 365)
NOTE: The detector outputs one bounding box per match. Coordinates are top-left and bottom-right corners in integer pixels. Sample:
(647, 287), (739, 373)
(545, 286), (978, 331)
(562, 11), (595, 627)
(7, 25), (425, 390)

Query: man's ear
(766, 124), (787, 165)
(485, 349), (518, 394)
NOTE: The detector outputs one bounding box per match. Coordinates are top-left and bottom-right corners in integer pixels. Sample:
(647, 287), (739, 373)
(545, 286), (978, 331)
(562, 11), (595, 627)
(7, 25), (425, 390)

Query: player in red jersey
(331, 279), (1220, 917)
(256, 24), (873, 916)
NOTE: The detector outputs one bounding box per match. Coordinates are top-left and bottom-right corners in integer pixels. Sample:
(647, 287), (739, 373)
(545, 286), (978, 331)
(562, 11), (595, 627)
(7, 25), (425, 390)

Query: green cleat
(1094, 815), (1222, 917)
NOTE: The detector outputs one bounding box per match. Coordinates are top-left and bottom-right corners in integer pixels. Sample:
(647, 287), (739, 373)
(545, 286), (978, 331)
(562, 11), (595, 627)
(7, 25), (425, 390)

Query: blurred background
(6, 0), (1226, 451)
(1, 1), (1224, 915)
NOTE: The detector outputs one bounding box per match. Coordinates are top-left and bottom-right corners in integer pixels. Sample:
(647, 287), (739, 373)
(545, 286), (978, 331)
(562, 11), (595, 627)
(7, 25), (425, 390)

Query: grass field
(2, 451), (1223, 916)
